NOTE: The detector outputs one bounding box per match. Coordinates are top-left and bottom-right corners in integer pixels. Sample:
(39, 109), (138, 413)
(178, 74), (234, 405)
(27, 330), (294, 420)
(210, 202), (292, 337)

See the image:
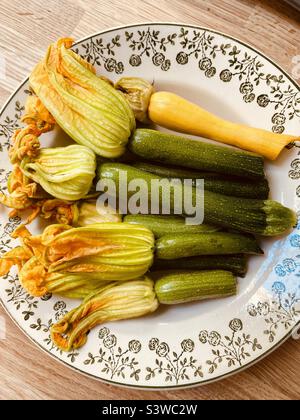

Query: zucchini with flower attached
(32, 223), (154, 281)
(98, 163), (296, 236)
(36, 199), (122, 228)
(51, 277), (159, 351)
(0, 223), (155, 297)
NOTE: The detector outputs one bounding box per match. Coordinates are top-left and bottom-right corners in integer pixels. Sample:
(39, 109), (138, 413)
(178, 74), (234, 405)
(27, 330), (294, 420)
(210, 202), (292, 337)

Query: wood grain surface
(0, 0), (299, 401)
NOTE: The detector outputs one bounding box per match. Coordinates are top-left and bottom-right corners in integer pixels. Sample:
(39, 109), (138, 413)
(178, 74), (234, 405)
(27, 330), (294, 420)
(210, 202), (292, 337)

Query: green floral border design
(0, 100), (24, 151)
(84, 327), (142, 381)
(0, 24), (299, 388)
(198, 319), (262, 373)
(146, 338), (203, 384)
(123, 27), (300, 133)
(125, 28), (177, 71)
(73, 36), (124, 74)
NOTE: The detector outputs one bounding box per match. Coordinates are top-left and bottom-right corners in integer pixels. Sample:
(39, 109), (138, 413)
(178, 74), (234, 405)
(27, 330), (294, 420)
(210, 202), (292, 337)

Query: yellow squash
(148, 91), (298, 160)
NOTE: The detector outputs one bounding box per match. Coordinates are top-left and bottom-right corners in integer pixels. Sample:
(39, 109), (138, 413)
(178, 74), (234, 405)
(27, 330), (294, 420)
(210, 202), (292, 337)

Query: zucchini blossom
(76, 200), (122, 226)
(29, 38), (136, 158)
(0, 223), (155, 297)
(20, 144), (96, 201)
(115, 77), (154, 123)
(36, 223), (154, 279)
(19, 257), (111, 299)
(21, 94), (56, 133)
(51, 277), (158, 351)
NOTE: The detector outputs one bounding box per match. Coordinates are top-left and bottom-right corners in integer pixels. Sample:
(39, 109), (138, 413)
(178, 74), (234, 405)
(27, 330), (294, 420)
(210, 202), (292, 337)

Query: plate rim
(0, 22), (299, 391)
(1, 296), (298, 391)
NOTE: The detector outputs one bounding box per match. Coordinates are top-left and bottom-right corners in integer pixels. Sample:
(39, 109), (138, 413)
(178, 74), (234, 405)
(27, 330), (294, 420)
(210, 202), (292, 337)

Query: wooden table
(0, 0), (299, 401)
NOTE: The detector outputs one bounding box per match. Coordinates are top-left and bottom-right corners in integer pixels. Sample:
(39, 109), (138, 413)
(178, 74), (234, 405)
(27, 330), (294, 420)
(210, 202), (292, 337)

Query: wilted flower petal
(77, 201), (122, 226)
(51, 277), (158, 351)
(115, 77), (154, 123)
(21, 94), (55, 133)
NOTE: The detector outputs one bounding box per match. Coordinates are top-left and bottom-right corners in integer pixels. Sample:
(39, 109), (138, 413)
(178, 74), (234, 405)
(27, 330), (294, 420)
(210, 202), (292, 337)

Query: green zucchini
(132, 161), (269, 199)
(132, 161), (212, 180)
(154, 270), (237, 304)
(151, 254), (247, 277)
(98, 163), (296, 236)
(124, 215), (219, 238)
(156, 232), (263, 259)
(129, 129), (265, 180)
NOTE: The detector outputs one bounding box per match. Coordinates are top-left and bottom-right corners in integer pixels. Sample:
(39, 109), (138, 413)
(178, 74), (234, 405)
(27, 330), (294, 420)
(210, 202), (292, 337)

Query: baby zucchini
(132, 161), (270, 199)
(154, 270), (237, 304)
(98, 163), (296, 236)
(124, 215), (219, 238)
(151, 254), (247, 277)
(129, 129), (265, 180)
(156, 232), (263, 259)
(132, 161), (211, 180)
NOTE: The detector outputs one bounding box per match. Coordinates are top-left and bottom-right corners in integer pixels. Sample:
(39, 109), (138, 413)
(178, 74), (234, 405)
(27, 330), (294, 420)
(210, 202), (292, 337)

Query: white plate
(0, 23), (300, 389)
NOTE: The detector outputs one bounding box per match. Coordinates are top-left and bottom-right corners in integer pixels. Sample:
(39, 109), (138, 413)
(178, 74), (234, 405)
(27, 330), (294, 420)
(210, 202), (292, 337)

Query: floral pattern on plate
(0, 24), (299, 388)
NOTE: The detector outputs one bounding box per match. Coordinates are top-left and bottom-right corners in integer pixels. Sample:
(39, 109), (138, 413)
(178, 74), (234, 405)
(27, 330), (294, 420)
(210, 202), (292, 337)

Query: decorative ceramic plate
(1, 23), (300, 389)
